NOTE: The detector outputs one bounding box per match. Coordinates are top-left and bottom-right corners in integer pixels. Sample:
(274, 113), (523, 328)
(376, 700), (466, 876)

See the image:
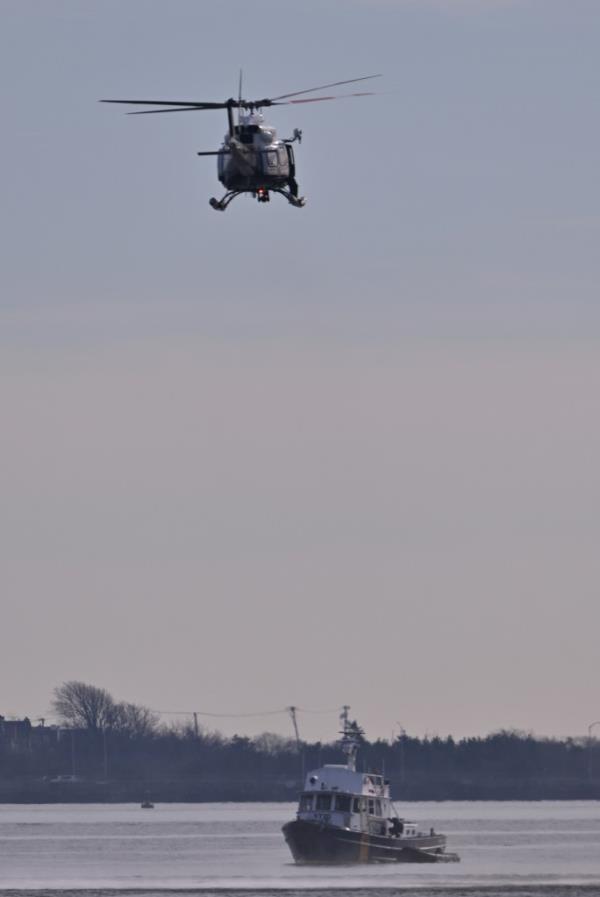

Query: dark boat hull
(282, 819), (459, 864)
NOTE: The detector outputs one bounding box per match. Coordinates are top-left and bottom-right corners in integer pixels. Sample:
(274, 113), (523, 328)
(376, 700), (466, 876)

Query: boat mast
(339, 705), (361, 772)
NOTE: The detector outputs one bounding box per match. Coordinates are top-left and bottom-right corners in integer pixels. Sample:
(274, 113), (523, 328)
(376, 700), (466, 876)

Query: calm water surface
(0, 801), (599, 897)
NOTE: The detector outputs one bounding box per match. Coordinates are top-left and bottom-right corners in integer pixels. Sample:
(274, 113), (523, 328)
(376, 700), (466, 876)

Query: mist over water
(1, 801), (599, 896)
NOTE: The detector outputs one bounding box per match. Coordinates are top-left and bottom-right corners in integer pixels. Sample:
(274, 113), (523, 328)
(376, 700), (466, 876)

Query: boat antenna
(339, 705), (362, 772)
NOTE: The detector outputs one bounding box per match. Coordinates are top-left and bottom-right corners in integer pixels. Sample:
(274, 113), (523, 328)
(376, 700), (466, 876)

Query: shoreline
(2, 779), (600, 804)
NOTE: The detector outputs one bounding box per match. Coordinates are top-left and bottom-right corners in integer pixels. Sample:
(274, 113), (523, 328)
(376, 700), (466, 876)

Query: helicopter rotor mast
(226, 98), (235, 136)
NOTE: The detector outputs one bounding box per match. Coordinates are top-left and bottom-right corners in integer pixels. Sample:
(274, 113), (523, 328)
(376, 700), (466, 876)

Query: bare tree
(112, 702), (159, 739)
(52, 681), (117, 731)
(254, 732), (296, 754)
(52, 681), (159, 738)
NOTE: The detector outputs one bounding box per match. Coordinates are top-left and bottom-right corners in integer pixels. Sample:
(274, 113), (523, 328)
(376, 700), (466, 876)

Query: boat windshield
(315, 793), (332, 811)
(299, 793), (313, 812)
(334, 794), (351, 812)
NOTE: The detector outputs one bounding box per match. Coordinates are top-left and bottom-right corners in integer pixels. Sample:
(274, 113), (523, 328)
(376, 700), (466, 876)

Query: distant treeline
(1, 682), (599, 802)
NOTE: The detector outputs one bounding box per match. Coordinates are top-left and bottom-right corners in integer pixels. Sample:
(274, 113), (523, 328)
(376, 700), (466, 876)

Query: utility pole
(287, 706), (301, 750)
(287, 706), (304, 784)
(102, 729), (109, 781)
(396, 722), (406, 787)
(193, 712), (199, 739)
(588, 721), (600, 782)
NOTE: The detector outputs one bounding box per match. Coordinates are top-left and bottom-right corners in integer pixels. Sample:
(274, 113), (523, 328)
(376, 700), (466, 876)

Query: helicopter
(101, 74), (381, 211)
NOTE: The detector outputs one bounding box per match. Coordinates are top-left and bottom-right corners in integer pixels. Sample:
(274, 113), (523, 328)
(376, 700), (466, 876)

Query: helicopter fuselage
(217, 121), (297, 195)
(205, 113), (304, 210)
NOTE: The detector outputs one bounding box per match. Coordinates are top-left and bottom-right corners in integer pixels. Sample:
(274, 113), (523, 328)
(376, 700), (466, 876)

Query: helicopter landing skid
(274, 187), (306, 208)
(209, 188), (306, 211)
(209, 191), (239, 211)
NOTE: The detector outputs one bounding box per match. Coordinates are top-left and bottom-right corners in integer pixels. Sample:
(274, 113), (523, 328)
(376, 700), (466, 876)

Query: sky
(1, 0), (599, 744)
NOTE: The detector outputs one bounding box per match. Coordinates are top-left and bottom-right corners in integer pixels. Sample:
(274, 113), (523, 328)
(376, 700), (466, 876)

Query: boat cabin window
(334, 794), (351, 812)
(315, 793), (332, 811)
(299, 793), (313, 812)
(352, 797), (365, 812)
(365, 798), (383, 816)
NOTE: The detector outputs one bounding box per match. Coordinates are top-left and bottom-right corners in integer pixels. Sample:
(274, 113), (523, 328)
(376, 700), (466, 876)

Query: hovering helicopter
(101, 74), (381, 211)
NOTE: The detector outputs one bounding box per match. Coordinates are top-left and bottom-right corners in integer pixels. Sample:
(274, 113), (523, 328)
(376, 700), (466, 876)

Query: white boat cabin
(296, 763), (419, 838)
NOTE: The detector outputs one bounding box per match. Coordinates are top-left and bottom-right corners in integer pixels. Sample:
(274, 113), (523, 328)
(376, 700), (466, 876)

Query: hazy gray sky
(1, 0), (599, 742)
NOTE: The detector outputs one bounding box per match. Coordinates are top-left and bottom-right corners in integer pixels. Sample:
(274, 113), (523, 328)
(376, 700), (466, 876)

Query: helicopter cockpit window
(263, 150), (279, 171)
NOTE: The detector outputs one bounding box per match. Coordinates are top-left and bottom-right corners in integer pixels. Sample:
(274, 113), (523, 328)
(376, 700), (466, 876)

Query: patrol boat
(282, 710), (459, 864)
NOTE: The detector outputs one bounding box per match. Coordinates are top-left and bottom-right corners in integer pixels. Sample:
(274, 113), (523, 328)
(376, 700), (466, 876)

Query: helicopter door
(285, 144), (296, 178)
(277, 146), (290, 177)
(262, 149), (280, 176)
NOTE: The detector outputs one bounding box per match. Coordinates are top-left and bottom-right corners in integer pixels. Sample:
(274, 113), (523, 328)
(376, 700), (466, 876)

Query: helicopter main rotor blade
(117, 92), (380, 115)
(270, 74), (381, 102)
(272, 90), (379, 106)
(100, 78), (383, 115)
(100, 99), (229, 108)
(126, 106), (219, 115)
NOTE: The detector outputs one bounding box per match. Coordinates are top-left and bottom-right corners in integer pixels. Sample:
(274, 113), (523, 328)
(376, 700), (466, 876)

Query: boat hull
(282, 819), (458, 864)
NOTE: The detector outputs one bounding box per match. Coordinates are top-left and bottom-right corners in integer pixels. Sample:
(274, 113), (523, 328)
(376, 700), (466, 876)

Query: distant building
(31, 723), (62, 747)
(0, 716), (32, 752)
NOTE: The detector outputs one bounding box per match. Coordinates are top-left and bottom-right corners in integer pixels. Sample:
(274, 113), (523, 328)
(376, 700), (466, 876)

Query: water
(0, 801), (599, 897)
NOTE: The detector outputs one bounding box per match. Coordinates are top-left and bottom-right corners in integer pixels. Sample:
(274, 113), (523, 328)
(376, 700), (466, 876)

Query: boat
(282, 710), (459, 864)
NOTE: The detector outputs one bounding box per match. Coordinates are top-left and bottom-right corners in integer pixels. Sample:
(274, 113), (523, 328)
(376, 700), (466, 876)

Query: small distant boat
(141, 793), (154, 809)
(283, 710), (459, 864)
